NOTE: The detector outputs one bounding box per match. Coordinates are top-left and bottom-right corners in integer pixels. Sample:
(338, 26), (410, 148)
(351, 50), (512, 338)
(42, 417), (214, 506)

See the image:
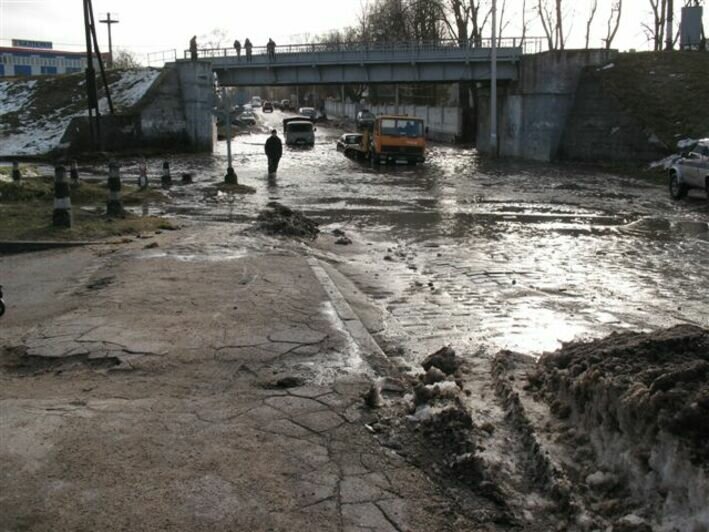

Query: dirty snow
(0, 69), (161, 157)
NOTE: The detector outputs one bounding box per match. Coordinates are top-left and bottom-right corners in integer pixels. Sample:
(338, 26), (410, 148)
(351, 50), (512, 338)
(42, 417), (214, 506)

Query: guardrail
(184, 37), (546, 61)
(147, 49), (177, 67)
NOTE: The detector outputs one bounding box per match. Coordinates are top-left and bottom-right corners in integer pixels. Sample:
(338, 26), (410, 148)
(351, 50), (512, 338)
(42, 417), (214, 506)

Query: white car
(669, 140), (709, 199)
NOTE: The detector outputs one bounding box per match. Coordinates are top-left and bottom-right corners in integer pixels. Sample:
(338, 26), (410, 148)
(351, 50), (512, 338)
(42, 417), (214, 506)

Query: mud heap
(529, 324), (709, 531)
(366, 347), (519, 526)
(256, 202), (319, 239)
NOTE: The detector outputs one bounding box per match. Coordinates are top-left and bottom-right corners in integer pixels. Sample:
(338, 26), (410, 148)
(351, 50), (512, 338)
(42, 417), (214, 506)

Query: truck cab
(370, 115), (426, 164)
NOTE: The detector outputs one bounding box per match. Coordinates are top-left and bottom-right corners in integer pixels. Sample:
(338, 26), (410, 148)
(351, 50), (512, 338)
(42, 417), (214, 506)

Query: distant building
(0, 39), (106, 78)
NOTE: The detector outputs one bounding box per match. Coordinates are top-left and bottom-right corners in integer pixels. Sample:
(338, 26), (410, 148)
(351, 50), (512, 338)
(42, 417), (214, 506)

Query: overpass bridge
(185, 38), (545, 86)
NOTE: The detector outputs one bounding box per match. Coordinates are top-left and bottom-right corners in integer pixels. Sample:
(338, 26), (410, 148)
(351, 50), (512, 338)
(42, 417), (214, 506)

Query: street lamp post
(490, 0), (498, 157)
(223, 87), (237, 184)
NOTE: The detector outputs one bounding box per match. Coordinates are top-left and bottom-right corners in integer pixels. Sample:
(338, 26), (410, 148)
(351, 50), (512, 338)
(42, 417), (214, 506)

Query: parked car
(336, 133), (363, 152)
(356, 110), (376, 130)
(237, 111), (257, 126)
(669, 139), (709, 199)
(262, 101), (274, 113)
(298, 107), (317, 121)
(251, 96), (262, 108)
(283, 117), (316, 146)
(281, 99), (291, 111)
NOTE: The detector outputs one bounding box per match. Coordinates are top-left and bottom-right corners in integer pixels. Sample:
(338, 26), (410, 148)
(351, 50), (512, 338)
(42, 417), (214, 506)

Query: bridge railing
(184, 37), (546, 61)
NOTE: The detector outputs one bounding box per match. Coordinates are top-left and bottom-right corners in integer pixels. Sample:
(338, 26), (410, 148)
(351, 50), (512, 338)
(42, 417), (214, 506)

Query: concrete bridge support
(477, 50), (617, 161)
(175, 61), (216, 152)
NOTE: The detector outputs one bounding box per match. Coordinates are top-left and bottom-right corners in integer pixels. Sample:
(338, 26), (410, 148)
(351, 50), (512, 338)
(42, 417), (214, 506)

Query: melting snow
(0, 69), (160, 157)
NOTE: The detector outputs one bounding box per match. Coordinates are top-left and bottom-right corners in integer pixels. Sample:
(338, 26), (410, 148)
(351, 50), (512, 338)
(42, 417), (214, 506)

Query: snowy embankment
(0, 69), (161, 157)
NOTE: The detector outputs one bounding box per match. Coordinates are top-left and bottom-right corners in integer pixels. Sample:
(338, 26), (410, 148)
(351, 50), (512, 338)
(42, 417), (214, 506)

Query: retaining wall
(477, 50), (618, 161)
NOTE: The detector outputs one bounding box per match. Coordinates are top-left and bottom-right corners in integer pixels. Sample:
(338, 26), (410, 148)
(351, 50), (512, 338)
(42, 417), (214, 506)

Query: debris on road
(257, 202), (319, 239)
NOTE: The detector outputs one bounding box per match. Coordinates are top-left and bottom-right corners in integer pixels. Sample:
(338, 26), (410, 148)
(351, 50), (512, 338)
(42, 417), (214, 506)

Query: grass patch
(0, 176), (168, 205)
(0, 164), (41, 180)
(599, 52), (709, 149)
(0, 202), (176, 241)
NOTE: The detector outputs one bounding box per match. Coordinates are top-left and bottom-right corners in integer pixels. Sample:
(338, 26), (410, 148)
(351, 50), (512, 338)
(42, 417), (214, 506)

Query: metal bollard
(106, 161), (124, 217)
(11, 161), (21, 182)
(138, 158), (149, 189)
(69, 160), (80, 185)
(52, 165), (72, 227)
(161, 161), (172, 187)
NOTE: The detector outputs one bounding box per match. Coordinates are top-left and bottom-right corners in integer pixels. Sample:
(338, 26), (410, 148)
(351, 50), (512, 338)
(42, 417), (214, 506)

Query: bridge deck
(185, 39), (540, 86)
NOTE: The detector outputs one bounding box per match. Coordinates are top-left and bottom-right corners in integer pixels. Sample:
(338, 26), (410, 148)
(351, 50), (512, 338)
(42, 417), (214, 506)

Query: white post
(490, 0), (498, 157)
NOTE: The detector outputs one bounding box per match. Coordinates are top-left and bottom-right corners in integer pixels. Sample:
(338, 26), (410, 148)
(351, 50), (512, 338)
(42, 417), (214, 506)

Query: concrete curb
(0, 241), (95, 254)
(307, 256), (390, 370)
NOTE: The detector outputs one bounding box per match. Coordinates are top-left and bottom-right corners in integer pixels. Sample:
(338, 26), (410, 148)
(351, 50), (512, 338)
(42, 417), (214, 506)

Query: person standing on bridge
(267, 38), (276, 61)
(264, 129), (283, 177)
(244, 38), (253, 62)
(233, 39), (241, 61)
(189, 35), (198, 61)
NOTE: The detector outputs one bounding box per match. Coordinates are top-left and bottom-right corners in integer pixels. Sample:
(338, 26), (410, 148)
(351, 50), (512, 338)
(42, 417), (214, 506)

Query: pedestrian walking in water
(244, 38), (253, 62)
(233, 39), (241, 60)
(189, 35), (198, 61)
(265, 129), (283, 176)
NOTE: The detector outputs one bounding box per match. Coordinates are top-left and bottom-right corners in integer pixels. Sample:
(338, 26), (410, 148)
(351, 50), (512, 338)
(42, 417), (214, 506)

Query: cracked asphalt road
(0, 227), (483, 531)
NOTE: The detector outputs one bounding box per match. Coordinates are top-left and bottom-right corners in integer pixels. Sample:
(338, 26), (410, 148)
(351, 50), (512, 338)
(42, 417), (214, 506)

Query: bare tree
(537, 0), (567, 49)
(643, 0), (668, 50)
(584, 0), (599, 48)
(112, 49), (141, 69)
(604, 0), (623, 49)
(199, 28), (229, 50)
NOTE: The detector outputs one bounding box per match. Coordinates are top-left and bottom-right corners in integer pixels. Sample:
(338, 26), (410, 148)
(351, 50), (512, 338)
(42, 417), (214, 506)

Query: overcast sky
(1, 0), (706, 64)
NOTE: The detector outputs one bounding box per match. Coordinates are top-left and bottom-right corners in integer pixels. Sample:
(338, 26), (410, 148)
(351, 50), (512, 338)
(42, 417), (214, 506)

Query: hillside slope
(598, 52), (709, 150)
(0, 69), (161, 157)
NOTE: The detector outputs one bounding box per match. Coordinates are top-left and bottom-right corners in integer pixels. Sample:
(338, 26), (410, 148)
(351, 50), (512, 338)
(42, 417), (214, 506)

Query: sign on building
(11, 39), (53, 49)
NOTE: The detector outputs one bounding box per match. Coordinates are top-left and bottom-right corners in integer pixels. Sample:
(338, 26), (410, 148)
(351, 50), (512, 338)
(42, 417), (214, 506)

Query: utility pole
(99, 12), (119, 68)
(490, 0), (498, 157)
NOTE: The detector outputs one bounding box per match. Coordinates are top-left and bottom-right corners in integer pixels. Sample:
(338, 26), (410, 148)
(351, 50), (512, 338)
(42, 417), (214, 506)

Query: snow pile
(530, 325), (709, 531)
(0, 69), (161, 157)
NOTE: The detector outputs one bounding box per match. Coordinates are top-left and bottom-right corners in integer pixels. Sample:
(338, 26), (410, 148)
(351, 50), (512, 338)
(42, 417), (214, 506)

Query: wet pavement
(92, 109), (709, 361)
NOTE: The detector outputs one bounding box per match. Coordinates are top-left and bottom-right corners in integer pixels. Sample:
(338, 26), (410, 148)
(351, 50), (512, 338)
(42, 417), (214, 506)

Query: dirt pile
(528, 324), (709, 531)
(256, 202), (319, 239)
(364, 347), (518, 526)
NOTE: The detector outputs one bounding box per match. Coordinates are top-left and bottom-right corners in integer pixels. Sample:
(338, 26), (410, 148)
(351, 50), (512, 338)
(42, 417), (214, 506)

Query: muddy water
(115, 109), (708, 361)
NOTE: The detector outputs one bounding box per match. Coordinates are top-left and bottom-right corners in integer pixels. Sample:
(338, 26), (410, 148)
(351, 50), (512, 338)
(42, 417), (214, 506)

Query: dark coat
(265, 135), (282, 159)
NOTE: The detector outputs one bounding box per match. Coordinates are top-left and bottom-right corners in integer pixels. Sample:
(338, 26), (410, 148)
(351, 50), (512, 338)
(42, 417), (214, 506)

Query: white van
(283, 117), (315, 146)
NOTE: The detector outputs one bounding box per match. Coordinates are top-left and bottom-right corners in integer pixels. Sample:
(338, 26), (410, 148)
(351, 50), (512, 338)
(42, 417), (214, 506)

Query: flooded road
(123, 109), (708, 360)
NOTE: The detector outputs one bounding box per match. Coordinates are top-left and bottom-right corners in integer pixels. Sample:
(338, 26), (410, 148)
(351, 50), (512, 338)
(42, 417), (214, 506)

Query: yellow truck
(345, 115), (427, 165)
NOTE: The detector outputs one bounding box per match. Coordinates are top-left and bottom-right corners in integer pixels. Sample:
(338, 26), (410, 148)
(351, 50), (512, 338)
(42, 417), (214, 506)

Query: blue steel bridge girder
(196, 43), (523, 87)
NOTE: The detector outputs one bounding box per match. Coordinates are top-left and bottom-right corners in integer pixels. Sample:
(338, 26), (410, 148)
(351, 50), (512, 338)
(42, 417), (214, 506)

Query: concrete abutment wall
(477, 50), (617, 161)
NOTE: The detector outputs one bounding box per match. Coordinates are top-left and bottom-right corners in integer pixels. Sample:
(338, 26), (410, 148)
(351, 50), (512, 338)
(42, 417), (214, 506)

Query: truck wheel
(669, 171), (688, 200)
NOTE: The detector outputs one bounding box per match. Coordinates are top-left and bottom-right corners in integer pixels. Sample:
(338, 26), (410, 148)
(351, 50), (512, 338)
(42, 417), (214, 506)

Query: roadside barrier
(52, 165), (72, 227)
(11, 161), (21, 182)
(138, 158), (149, 189)
(161, 161), (172, 187)
(70, 160), (80, 185)
(106, 161), (124, 217)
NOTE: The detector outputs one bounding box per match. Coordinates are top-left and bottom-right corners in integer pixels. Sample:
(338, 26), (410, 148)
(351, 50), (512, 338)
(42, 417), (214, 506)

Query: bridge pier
(175, 61), (216, 152)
